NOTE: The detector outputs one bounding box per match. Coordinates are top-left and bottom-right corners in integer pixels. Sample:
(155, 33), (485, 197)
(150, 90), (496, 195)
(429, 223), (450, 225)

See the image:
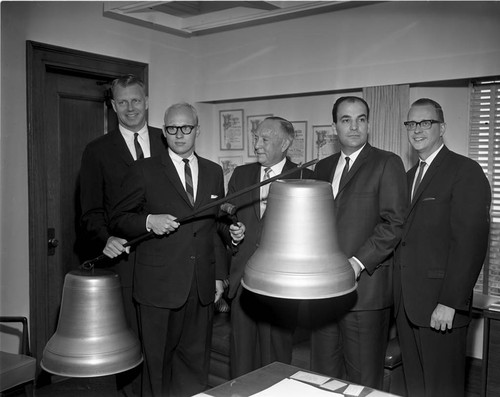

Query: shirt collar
(262, 157), (287, 176)
(419, 144), (444, 167)
(168, 148), (195, 164)
(118, 123), (148, 138)
(341, 143), (365, 164)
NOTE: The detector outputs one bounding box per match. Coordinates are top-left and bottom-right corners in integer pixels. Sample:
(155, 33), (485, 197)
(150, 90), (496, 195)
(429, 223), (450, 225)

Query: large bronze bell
(242, 179), (356, 299)
(41, 269), (143, 377)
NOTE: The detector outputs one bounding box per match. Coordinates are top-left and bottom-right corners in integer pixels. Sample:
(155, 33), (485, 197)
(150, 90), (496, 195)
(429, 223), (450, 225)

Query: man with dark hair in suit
(222, 116), (313, 378)
(310, 96), (407, 389)
(79, 74), (165, 396)
(110, 102), (237, 397)
(394, 98), (491, 397)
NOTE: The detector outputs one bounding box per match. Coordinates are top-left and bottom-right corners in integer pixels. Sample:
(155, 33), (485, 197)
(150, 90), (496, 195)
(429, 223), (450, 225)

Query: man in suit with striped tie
(394, 98), (491, 396)
(111, 102), (239, 397)
(79, 74), (165, 396)
(221, 116), (313, 378)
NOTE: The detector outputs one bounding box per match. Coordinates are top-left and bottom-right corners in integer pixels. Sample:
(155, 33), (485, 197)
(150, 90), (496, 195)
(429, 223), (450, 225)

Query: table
(202, 362), (400, 397)
(481, 308), (500, 397)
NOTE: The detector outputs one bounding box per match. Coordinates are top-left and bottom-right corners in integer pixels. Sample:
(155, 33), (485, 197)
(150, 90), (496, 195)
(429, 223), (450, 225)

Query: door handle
(48, 227), (59, 255)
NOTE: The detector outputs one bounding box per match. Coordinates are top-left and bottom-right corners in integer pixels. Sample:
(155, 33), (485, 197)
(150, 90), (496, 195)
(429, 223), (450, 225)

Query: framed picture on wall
(289, 121), (308, 164)
(312, 124), (340, 160)
(220, 109), (244, 150)
(246, 114), (273, 157)
(219, 156), (244, 193)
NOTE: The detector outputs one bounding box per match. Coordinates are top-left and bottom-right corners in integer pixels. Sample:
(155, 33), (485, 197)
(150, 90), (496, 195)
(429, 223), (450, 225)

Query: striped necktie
(183, 158), (195, 206)
(134, 133), (144, 160)
(260, 167), (272, 218)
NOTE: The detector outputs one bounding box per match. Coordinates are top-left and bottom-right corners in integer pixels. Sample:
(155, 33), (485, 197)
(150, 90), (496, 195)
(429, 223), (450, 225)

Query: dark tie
(183, 158), (195, 206)
(261, 167), (272, 218)
(339, 156), (350, 187)
(412, 161), (427, 200)
(134, 133), (144, 160)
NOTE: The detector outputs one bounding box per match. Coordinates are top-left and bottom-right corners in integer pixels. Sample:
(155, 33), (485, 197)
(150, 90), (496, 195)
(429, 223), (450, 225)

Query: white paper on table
(249, 378), (343, 397)
(321, 379), (348, 391)
(366, 390), (400, 397)
(290, 370), (331, 385)
(344, 384), (364, 396)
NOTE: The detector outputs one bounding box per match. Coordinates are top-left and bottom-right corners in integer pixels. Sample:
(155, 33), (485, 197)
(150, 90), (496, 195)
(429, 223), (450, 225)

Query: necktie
(260, 167), (272, 218)
(412, 161), (426, 200)
(183, 158), (195, 206)
(339, 156), (350, 188)
(134, 133), (144, 160)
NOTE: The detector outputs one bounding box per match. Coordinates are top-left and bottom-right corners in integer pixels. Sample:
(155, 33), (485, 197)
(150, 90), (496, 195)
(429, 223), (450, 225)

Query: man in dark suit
(110, 102), (231, 397)
(222, 116), (313, 378)
(310, 96), (407, 389)
(79, 74), (165, 396)
(394, 98), (491, 397)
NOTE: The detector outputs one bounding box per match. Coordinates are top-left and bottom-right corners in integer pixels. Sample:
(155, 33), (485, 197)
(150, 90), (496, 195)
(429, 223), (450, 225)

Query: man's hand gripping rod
(81, 158), (318, 269)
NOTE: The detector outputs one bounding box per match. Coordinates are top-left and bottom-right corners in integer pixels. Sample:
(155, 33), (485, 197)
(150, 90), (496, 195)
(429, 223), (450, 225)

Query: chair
(0, 316), (36, 396)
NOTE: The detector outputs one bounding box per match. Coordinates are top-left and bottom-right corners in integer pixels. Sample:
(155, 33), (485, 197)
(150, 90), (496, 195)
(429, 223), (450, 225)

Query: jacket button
(402, 242), (406, 246)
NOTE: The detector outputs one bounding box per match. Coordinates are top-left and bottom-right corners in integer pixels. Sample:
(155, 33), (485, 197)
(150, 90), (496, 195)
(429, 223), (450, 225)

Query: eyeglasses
(403, 120), (442, 131)
(164, 125), (197, 135)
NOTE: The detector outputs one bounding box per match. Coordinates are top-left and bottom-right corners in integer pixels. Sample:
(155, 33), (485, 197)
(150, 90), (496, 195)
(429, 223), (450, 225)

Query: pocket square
(422, 197), (436, 201)
(211, 195), (218, 199)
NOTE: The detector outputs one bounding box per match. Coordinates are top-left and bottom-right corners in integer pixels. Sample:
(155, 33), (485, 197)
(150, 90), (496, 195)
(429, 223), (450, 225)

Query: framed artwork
(312, 125), (340, 160)
(289, 121), (308, 165)
(219, 156), (244, 193)
(219, 109), (244, 150)
(246, 114), (273, 157)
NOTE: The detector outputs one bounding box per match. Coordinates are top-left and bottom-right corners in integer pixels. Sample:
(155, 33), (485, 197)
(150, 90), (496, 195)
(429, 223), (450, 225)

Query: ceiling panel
(103, 1), (378, 37)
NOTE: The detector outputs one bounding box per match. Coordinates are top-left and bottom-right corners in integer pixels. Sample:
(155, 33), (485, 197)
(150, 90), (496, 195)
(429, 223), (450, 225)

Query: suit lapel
(250, 164), (262, 220)
(161, 153), (193, 207)
(110, 129), (135, 166)
(195, 156), (210, 209)
(409, 146), (449, 209)
(336, 144), (371, 198)
(148, 126), (166, 157)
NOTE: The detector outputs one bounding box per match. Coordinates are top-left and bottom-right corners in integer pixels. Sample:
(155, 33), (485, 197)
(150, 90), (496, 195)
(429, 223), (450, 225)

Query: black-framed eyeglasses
(403, 120), (442, 131)
(164, 125), (197, 135)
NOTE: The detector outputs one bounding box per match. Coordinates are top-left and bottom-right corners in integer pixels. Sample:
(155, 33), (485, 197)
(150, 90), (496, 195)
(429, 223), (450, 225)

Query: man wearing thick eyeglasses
(111, 102), (241, 397)
(394, 98), (491, 396)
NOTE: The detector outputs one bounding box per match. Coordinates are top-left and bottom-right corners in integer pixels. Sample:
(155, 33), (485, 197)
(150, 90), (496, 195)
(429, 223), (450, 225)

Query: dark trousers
(310, 306), (391, 390)
(138, 284), (213, 397)
(230, 287), (297, 378)
(116, 285), (141, 396)
(396, 301), (467, 397)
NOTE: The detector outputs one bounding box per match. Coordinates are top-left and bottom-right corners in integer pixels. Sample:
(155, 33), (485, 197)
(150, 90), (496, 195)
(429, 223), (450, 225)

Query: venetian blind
(469, 78), (500, 296)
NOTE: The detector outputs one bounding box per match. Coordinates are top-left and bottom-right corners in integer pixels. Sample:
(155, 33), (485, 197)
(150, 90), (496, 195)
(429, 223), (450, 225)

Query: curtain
(363, 84), (413, 169)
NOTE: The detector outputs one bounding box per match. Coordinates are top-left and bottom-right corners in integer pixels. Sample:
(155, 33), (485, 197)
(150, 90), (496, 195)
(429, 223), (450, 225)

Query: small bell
(41, 269), (142, 377)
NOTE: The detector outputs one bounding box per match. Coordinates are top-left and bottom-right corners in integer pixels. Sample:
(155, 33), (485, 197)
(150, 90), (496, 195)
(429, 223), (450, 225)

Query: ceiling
(103, 1), (377, 37)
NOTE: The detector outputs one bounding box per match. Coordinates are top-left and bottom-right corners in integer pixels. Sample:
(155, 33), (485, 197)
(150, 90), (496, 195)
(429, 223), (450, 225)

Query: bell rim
(241, 279), (357, 300)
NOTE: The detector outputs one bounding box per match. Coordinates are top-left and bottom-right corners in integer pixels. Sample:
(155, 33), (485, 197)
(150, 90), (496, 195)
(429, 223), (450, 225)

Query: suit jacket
(394, 146), (491, 328)
(224, 159), (313, 299)
(79, 126), (165, 285)
(109, 152), (227, 309)
(314, 143), (407, 310)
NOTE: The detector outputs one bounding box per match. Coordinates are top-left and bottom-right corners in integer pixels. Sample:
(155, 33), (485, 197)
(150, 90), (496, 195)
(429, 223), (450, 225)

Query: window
(469, 78), (500, 296)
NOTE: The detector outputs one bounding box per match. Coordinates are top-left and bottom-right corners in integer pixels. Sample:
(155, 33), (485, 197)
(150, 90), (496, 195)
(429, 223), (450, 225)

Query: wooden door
(27, 41), (147, 378)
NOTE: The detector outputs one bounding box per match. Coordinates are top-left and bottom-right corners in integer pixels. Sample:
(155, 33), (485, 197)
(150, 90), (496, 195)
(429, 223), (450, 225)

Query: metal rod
(81, 158), (318, 269)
